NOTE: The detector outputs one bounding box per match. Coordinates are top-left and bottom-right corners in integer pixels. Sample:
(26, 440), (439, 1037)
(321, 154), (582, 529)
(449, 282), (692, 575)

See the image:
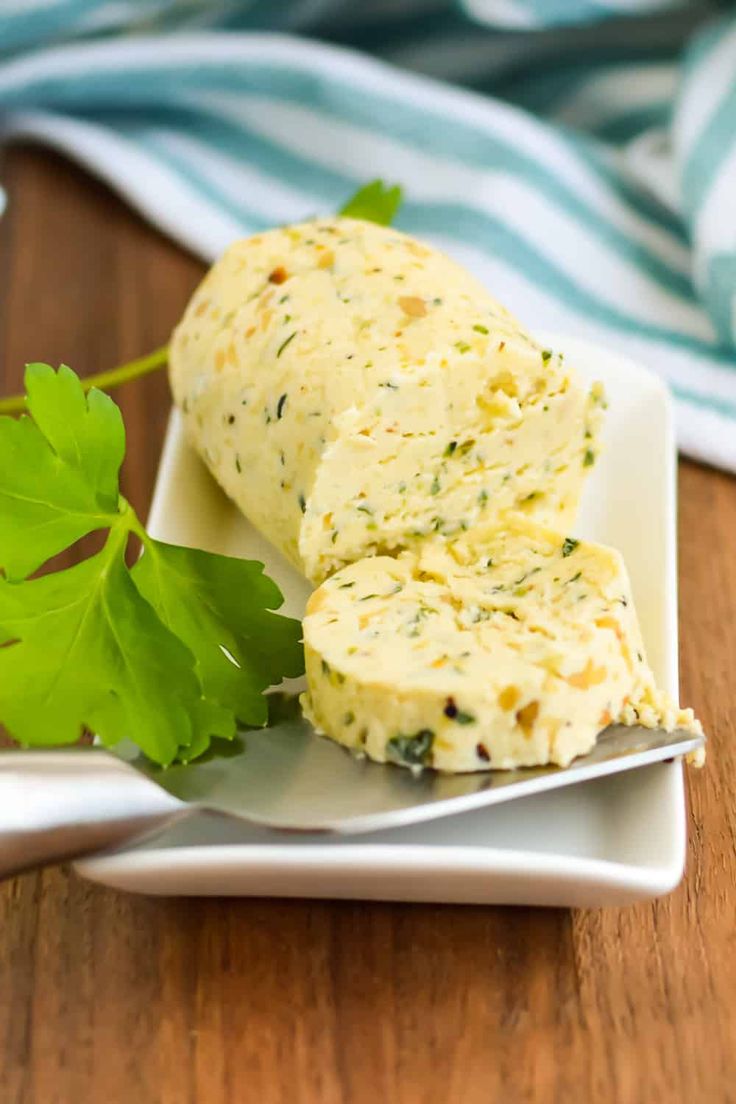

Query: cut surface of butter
(169, 217), (603, 584)
(301, 517), (701, 772)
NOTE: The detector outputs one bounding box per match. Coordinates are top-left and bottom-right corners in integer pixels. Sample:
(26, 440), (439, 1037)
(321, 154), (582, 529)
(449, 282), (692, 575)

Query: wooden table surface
(0, 146), (734, 1104)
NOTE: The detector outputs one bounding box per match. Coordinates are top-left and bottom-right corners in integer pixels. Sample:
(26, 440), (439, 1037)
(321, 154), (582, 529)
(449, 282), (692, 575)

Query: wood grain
(0, 145), (734, 1104)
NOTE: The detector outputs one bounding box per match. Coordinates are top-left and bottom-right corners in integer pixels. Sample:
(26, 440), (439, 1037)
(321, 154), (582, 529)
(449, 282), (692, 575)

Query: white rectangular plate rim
(76, 332), (688, 907)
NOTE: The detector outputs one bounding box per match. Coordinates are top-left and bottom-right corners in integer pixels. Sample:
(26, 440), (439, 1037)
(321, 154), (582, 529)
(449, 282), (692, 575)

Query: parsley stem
(0, 344), (169, 415)
(119, 497), (150, 545)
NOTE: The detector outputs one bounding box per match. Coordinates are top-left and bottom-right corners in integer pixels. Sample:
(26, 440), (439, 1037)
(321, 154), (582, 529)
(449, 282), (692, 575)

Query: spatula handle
(0, 750), (182, 879)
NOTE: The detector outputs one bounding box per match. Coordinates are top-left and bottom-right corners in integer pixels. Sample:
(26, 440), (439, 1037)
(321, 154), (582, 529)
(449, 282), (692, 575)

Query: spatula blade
(130, 694), (704, 834)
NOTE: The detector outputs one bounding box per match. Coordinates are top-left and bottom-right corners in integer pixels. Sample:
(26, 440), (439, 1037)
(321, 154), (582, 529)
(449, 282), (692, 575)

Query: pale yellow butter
(301, 517), (701, 772)
(169, 218), (603, 584)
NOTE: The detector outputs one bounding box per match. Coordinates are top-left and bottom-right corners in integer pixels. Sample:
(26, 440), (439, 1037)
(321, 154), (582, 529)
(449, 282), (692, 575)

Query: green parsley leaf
(0, 535), (229, 764)
(132, 541), (304, 728)
(339, 180), (404, 226)
(0, 364), (125, 581)
(0, 365), (304, 764)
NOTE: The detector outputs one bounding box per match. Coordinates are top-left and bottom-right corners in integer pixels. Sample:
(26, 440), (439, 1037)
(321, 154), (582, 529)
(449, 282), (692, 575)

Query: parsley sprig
(0, 181), (404, 763)
(0, 364), (304, 765)
(339, 179), (404, 226)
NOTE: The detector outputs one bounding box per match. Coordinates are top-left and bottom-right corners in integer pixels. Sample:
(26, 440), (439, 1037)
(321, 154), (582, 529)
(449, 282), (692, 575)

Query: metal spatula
(0, 693), (703, 879)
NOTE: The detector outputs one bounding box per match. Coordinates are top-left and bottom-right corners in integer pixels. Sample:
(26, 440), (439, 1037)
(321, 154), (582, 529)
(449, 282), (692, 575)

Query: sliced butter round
(169, 217), (603, 584)
(301, 517), (699, 771)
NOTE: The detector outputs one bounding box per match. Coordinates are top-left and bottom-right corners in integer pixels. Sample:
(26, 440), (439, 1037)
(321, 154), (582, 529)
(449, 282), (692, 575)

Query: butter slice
(169, 217), (603, 584)
(301, 517), (701, 772)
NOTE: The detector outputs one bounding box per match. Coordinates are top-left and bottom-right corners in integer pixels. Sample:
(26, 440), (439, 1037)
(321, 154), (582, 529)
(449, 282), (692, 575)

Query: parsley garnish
(562, 537), (579, 557)
(0, 365), (304, 765)
(339, 180), (404, 226)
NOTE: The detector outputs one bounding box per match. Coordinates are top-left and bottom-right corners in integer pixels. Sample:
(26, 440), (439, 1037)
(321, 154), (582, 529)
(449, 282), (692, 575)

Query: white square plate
(77, 334), (688, 907)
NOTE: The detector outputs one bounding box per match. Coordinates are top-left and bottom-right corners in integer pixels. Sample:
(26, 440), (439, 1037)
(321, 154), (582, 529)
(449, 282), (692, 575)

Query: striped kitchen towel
(0, 0), (734, 470)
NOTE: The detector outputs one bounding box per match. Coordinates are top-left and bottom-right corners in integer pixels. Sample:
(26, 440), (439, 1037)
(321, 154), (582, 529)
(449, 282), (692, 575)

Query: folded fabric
(0, 0), (734, 470)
